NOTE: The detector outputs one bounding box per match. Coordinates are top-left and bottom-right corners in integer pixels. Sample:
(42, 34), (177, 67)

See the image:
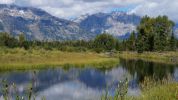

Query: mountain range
(73, 12), (140, 38)
(0, 4), (177, 41)
(0, 4), (94, 41)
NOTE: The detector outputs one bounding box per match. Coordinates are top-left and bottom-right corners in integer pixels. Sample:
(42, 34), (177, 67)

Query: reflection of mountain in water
(0, 60), (177, 100)
(0, 67), (129, 100)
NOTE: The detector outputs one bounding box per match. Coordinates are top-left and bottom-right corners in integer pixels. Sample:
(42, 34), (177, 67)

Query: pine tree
(18, 33), (25, 48)
(127, 31), (136, 51)
(136, 16), (154, 52)
(169, 32), (176, 51)
(136, 15), (175, 52)
(153, 16), (174, 51)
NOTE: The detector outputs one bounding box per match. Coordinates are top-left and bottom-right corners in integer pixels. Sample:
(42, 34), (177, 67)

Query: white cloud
(130, 0), (178, 22)
(0, 0), (142, 18)
(0, 0), (14, 4)
(0, 0), (178, 22)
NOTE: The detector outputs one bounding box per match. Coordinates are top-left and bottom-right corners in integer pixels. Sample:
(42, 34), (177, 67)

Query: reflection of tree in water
(119, 58), (175, 82)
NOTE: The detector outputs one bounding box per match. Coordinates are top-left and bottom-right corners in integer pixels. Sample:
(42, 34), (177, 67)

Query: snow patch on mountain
(0, 7), (39, 20)
(73, 14), (90, 23)
(75, 12), (140, 38)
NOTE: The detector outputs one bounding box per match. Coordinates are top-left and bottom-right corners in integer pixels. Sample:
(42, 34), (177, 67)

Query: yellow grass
(0, 48), (119, 70)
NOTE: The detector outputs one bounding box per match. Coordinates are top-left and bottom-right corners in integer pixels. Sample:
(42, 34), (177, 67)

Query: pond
(0, 58), (178, 100)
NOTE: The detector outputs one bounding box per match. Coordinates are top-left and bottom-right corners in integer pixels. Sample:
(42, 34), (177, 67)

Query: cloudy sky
(0, 0), (178, 21)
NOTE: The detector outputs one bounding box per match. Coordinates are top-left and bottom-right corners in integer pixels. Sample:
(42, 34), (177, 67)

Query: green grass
(136, 83), (178, 100)
(118, 51), (178, 65)
(122, 83), (178, 100)
(134, 76), (178, 100)
(0, 48), (119, 70)
(103, 85), (178, 100)
(102, 76), (178, 100)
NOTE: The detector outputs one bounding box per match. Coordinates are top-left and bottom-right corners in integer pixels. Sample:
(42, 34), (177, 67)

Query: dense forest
(0, 15), (177, 53)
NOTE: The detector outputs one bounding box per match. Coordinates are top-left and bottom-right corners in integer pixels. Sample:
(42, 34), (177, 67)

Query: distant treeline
(0, 32), (118, 52)
(0, 15), (177, 53)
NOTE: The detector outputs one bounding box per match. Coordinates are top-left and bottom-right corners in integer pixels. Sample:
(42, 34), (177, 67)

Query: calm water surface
(0, 59), (178, 100)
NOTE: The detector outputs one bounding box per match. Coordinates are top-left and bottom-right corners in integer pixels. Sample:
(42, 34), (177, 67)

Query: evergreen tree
(0, 32), (18, 48)
(93, 33), (117, 52)
(18, 33), (25, 48)
(127, 31), (136, 51)
(136, 29), (144, 53)
(136, 15), (175, 52)
(116, 40), (121, 51)
(0, 32), (8, 46)
(136, 16), (155, 52)
(153, 16), (174, 51)
(169, 32), (176, 51)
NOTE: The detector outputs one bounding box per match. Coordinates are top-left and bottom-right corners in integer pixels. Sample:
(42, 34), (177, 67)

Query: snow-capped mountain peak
(74, 11), (141, 38)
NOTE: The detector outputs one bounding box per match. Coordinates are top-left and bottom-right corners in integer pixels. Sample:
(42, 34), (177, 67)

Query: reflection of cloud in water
(36, 80), (101, 100)
(106, 67), (128, 84)
(174, 68), (178, 81)
(0, 67), (141, 99)
(105, 67), (140, 96)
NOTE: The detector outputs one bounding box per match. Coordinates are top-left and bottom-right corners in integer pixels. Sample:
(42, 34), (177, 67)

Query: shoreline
(118, 51), (178, 65)
(1, 48), (178, 70)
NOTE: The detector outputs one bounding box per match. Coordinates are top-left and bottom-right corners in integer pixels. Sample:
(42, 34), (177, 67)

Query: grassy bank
(118, 51), (178, 64)
(135, 76), (178, 100)
(137, 83), (178, 100)
(124, 83), (178, 100)
(0, 48), (119, 70)
(102, 77), (178, 100)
